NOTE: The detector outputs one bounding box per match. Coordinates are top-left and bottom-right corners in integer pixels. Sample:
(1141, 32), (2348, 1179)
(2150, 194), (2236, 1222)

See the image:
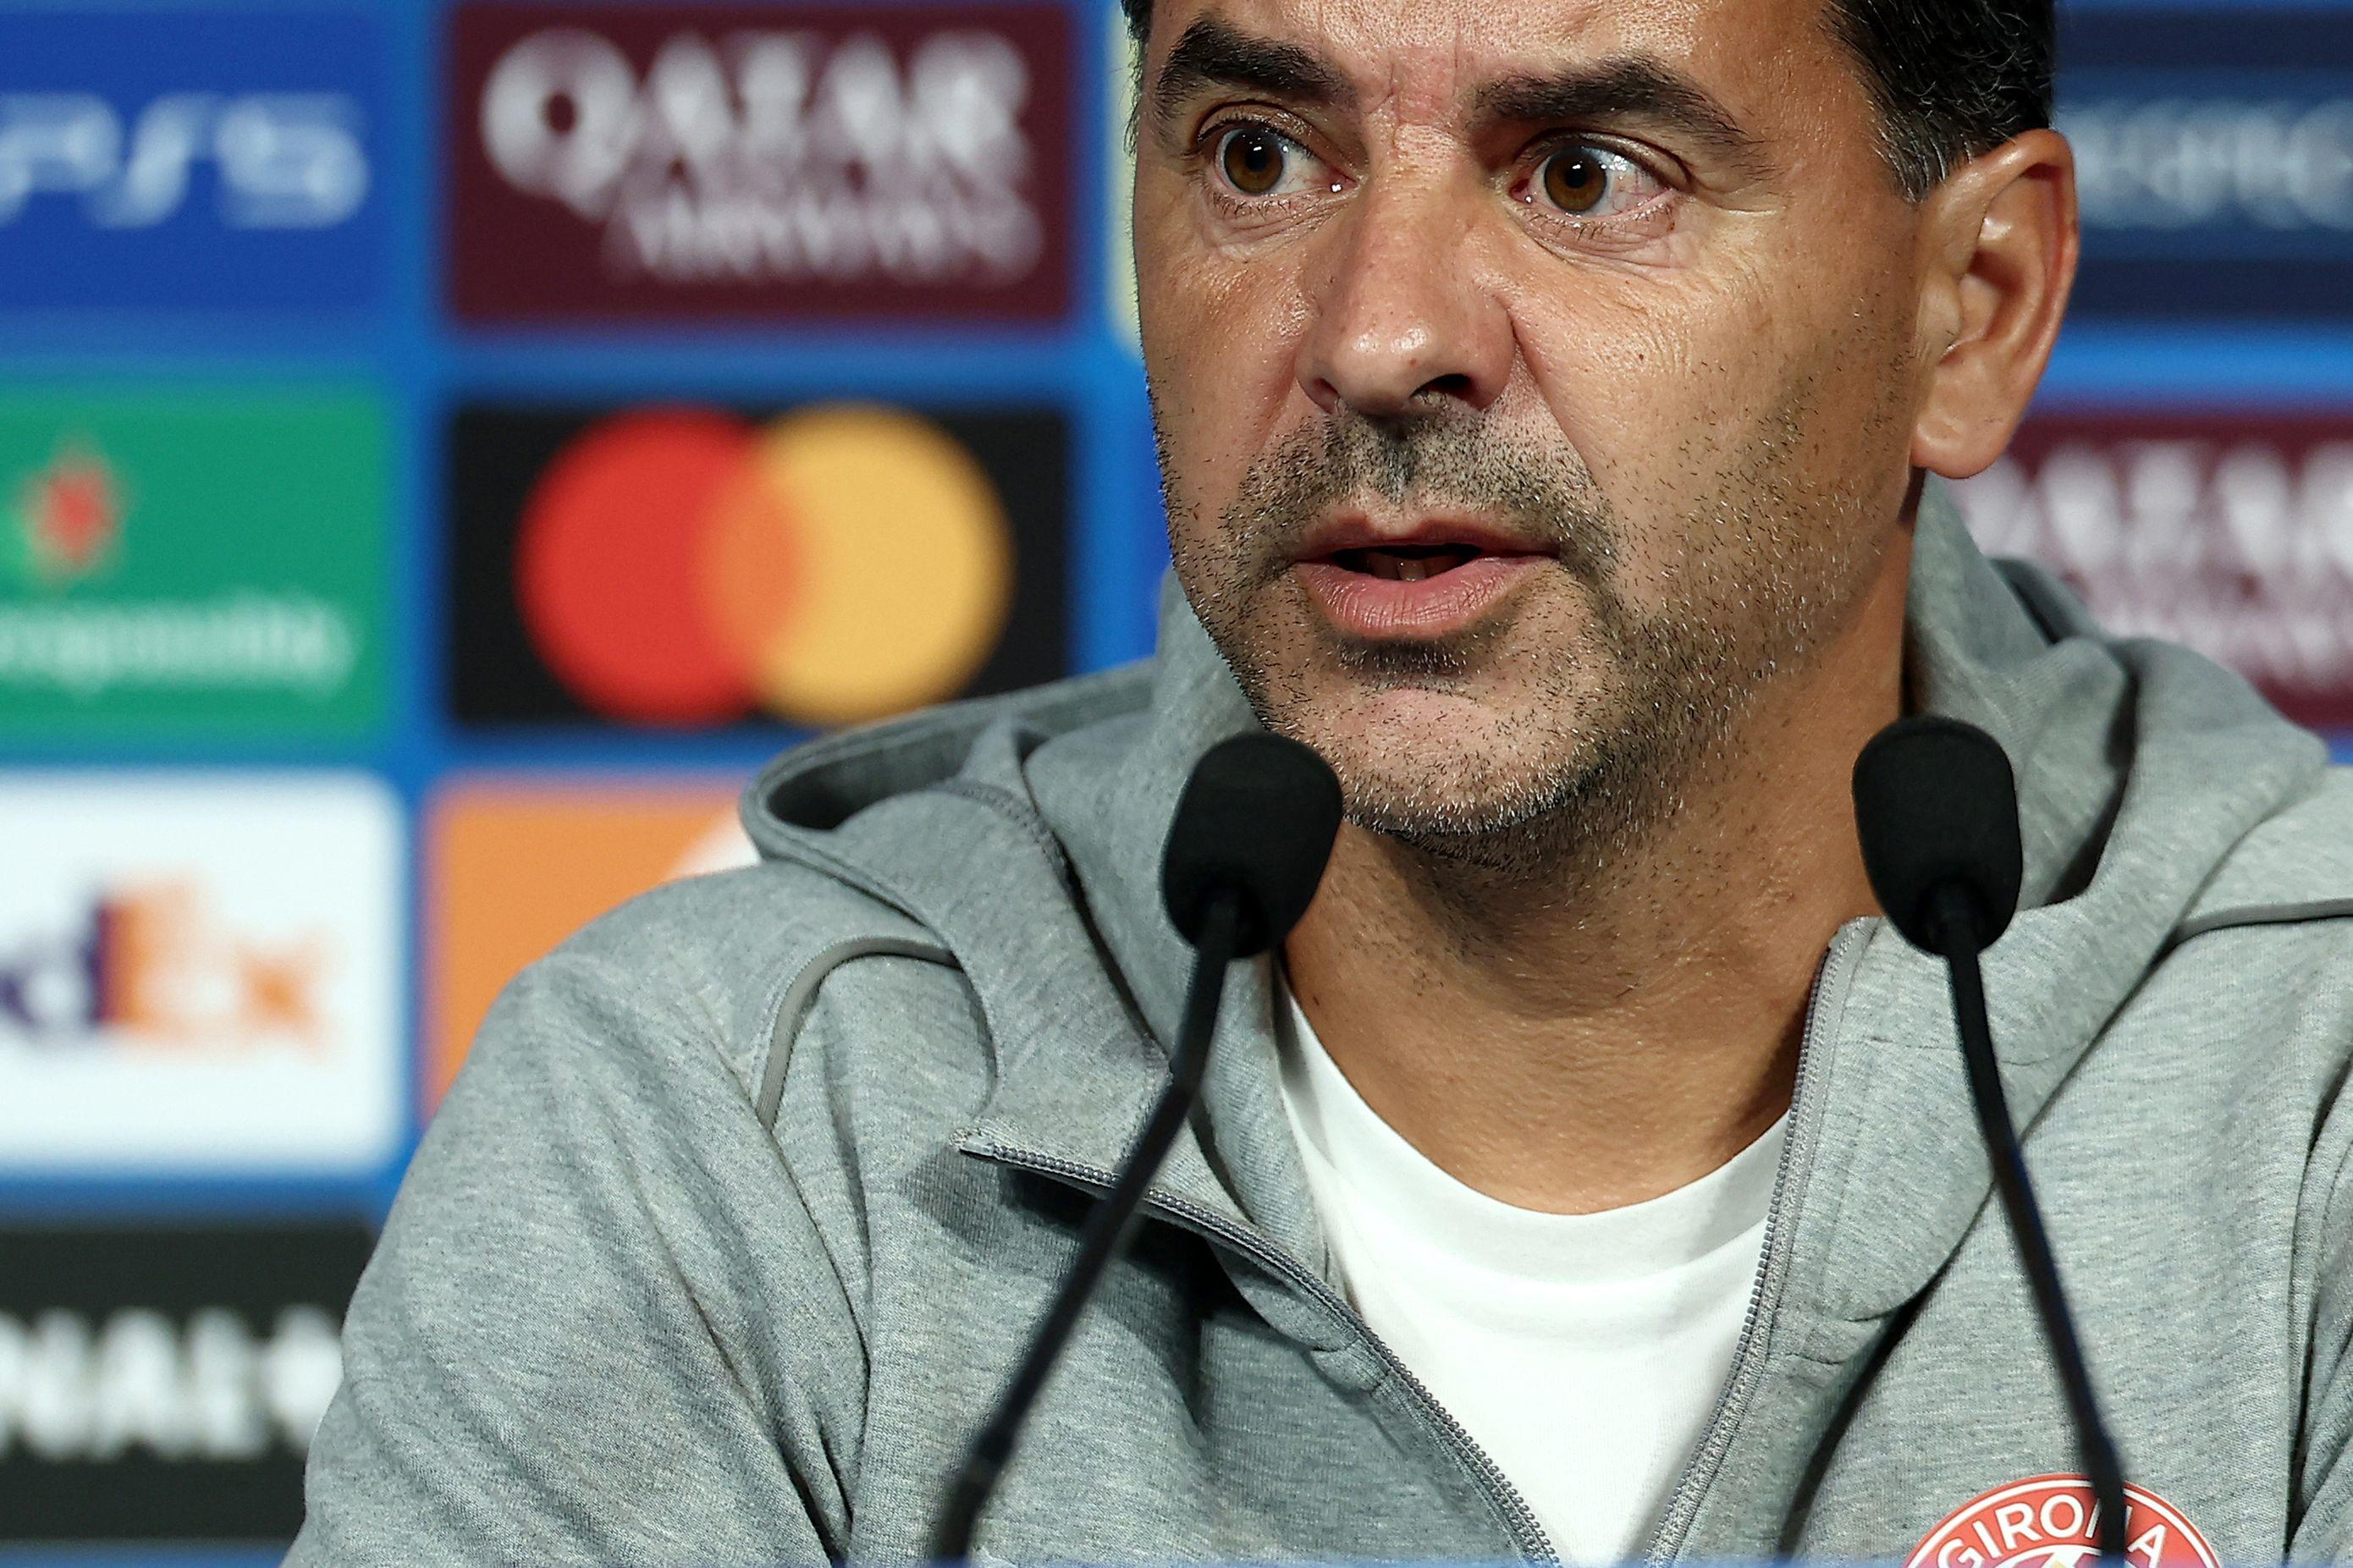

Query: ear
(1909, 129), (2078, 481)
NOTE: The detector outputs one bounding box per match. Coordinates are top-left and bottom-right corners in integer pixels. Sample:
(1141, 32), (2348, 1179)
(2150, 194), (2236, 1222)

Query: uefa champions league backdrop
(0, 0), (2349, 1554)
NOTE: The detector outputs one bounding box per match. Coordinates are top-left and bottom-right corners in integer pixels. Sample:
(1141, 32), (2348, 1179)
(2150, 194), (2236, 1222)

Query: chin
(1274, 684), (1586, 837)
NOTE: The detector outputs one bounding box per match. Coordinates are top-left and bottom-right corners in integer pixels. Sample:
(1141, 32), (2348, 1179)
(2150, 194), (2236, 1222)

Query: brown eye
(1540, 146), (1610, 214)
(1219, 126), (1289, 196)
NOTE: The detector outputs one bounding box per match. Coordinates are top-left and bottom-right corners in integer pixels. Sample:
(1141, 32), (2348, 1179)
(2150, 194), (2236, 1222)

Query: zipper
(1639, 920), (1870, 1565)
(934, 785), (1557, 1555)
(962, 1139), (1564, 1567)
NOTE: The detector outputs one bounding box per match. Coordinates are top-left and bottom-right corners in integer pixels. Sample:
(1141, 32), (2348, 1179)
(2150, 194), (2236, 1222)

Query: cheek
(1506, 237), (1917, 610)
(1511, 268), (1787, 567)
(1139, 223), (1317, 511)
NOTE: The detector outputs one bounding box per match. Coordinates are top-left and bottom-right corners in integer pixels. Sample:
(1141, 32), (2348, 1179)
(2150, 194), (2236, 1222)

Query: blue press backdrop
(0, 0), (2348, 1555)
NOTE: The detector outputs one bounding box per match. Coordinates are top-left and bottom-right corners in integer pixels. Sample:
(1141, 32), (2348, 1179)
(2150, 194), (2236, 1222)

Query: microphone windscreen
(1851, 715), (2025, 952)
(1161, 733), (1343, 958)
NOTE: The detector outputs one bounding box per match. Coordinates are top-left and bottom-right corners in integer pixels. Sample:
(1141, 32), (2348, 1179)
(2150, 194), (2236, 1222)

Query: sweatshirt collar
(1787, 480), (2325, 1333)
(1010, 582), (1316, 1263)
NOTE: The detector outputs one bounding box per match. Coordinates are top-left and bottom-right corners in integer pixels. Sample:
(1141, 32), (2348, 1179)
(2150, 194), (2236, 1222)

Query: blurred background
(0, 0), (2349, 1560)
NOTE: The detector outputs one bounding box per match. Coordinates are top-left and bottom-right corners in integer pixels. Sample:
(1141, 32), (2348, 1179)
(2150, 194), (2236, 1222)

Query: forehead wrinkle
(1148, 11), (1357, 139)
(1472, 52), (1776, 181)
(1174, 0), (1813, 177)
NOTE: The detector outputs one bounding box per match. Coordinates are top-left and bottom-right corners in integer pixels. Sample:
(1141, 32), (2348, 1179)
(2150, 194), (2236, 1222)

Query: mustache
(1221, 410), (1621, 578)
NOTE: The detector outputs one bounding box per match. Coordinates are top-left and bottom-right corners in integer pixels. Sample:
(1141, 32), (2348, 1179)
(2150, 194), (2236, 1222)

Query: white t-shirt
(1276, 987), (1784, 1567)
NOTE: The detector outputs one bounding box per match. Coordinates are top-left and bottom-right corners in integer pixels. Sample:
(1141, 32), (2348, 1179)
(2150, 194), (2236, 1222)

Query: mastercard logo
(516, 403), (1015, 728)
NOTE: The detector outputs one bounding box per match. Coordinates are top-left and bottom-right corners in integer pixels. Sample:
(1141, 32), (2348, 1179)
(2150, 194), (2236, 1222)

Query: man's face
(1136, 0), (1933, 858)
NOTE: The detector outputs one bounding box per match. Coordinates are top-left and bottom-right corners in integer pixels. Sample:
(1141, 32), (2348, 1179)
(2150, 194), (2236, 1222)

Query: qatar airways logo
(448, 4), (1072, 322)
(480, 25), (1039, 286)
(1954, 414), (2353, 728)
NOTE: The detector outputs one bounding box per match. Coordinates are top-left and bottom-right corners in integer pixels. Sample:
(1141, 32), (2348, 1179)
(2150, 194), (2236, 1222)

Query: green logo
(0, 390), (388, 740)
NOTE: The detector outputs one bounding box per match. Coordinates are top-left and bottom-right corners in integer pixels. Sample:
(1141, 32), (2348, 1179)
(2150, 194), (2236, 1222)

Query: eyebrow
(1474, 55), (1771, 178)
(1148, 14), (1355, 138)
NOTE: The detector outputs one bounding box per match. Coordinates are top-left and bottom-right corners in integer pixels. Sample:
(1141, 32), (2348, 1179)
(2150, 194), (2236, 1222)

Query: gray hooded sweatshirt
(291, 483), (2353, 1565)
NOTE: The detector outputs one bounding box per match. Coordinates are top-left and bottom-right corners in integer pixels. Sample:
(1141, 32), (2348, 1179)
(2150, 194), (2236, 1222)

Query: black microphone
(1853, 716), (2128, 1565)
(931, 732), (1343, 1563)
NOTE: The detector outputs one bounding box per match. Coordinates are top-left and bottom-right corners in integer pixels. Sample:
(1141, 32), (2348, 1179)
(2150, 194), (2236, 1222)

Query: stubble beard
(1156, 387), (1872, 895)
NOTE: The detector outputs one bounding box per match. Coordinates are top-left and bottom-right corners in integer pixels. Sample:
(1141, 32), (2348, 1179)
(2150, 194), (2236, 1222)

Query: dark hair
(1116, 0), (2054, 201)
(1822, 0), (2055, 196)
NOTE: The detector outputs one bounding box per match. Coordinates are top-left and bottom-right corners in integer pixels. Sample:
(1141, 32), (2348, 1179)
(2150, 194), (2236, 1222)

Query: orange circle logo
(515, 403), (1014, 728)
(1906, 1475), (2219, 1568)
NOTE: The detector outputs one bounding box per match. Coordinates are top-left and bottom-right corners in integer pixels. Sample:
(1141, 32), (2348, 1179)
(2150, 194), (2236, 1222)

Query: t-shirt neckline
(1276, 971), (1788, 1289)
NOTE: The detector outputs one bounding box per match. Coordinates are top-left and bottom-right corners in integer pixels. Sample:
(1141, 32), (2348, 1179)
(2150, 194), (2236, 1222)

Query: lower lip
(1293, 554), (1545, 640)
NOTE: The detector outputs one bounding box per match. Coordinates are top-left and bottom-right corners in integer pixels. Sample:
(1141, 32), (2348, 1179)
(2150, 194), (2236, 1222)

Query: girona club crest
(1905, 1475), (2220, 1568)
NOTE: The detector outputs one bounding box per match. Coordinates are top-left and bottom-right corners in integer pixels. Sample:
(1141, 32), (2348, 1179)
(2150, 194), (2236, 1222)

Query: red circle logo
(1906, 1475), (2219, 1568)
(515, 403), (1014, 729)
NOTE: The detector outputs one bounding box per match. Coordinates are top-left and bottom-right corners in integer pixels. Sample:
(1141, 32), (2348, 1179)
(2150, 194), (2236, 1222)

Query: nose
(1295, 176), (1513, 421)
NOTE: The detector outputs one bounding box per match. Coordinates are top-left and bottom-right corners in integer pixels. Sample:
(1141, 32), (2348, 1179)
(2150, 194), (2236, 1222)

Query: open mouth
(1325, 543), (1485, 583)
(1295, 532), (1542, 637)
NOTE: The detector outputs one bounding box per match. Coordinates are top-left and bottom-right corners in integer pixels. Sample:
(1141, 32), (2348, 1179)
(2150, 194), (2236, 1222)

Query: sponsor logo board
(0, 389), (388, 740)
(0, 774), (404, 1175)
(447, 400), (1068, 730)
(2059, 9), (2353, 320)
(0, 8), (385, 316)
(448, 2), (1073, 324)
(427, 778), (752, 1105)
(1906, 1474), (2218, 1568)
(1954, 410), (2353, 730)
(0, 1219), (373, 1541)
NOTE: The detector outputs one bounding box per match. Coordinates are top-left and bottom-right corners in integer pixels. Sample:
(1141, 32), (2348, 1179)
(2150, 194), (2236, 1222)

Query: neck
(1281, 535), (1909, 1215)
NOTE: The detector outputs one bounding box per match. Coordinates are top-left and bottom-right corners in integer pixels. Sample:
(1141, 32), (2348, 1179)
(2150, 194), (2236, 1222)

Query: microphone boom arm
(1930, 884), (2129, 1567)
(930, 891), (1243, 1563)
